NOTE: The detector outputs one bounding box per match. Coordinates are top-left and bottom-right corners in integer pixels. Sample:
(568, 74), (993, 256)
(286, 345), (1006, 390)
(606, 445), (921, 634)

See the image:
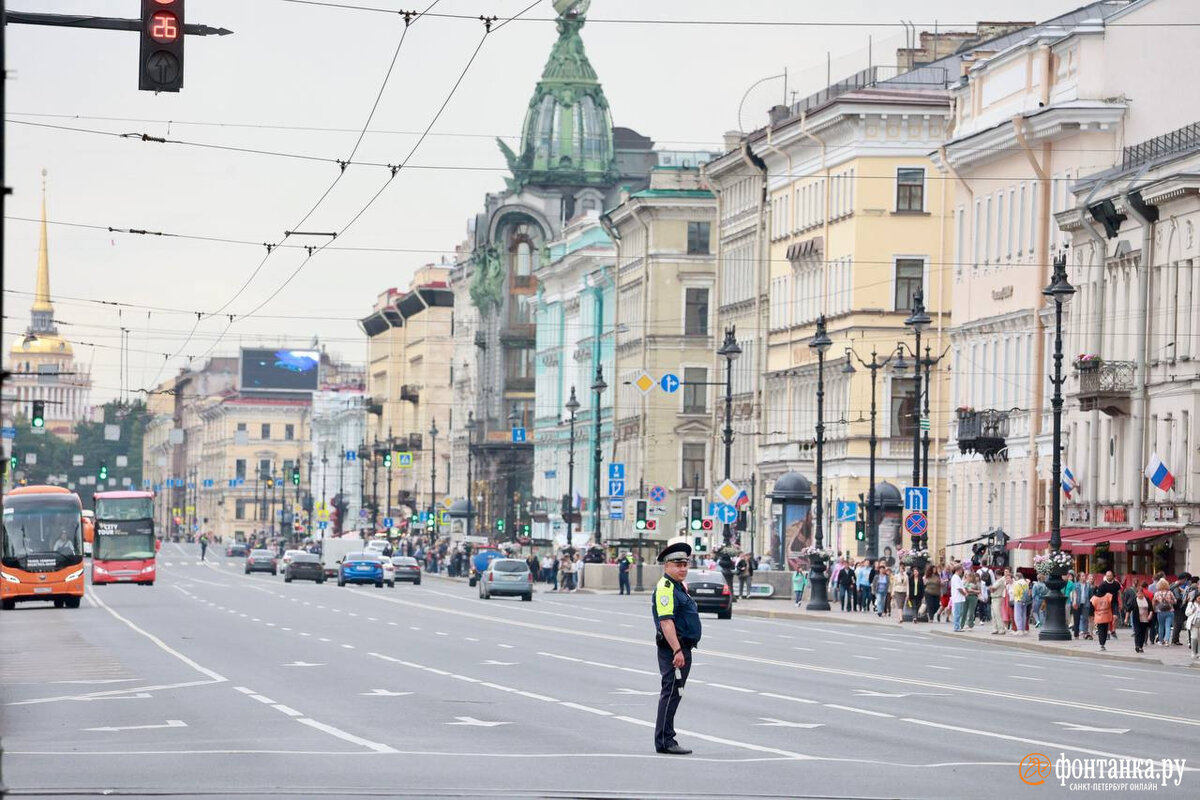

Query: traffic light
(497, 518), (505, 533)
(8, 455), (16, 472)
(700, 517), (715, 532)
(646, 519), (658, 531)
(98, 461), (109, 481)
(855, 520), (865, 541)
(634, 499), (648, 530)
(736, 508), (748, 532)
(382, 452), (392, 468)
(140, 0), (185, 92)
(522, 523), (531, 535)
(291, 466), (301, 485)
(31, 400), (45, 429)
(688, 496), (704, 531)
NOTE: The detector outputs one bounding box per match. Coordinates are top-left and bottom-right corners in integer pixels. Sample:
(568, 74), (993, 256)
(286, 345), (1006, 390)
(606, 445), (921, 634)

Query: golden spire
(32, 169), (54, 314)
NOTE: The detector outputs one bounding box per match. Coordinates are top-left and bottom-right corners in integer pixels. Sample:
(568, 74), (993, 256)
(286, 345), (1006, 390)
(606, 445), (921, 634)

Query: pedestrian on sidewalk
(830, 557), (845, 608)
(874, 565), (890, 617)
(736, 554), (752, 599)
(1153, 578), (1177, 647)
(792, 567), (808, 606)
(922, 565), (941, 623)
(1170, 573), (1193, 646)
(893, 566), (910, 624)
(1132, 580), (1153, 653)
(999, 570), (1015, 632)
(1079, 572), (1095, 640)
(1094, 571), (1121, 641)
(838, 563), (855, 612)
(1091, 585), (1114, 651)
(963, 569), (981, 629)
(1011, 572), (1030, 635)
(989, 570), (1007, 634)
(950, 566), (967, 631)
(1031, 575), (1047, 628)
(856, 561), (872, 612)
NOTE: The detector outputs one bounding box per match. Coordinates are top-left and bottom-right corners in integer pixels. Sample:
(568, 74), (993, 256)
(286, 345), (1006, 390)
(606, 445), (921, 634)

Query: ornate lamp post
(591, 366), (607, 547)
(428, 419), (438, 539)
(1040, 252), (1075, 641)
(465, 412), (477, 541)
(717, 326), (742, 546)
(844, 347), (892, 563)
(807, 315), (832, 611)
(565, 387), (580, 548)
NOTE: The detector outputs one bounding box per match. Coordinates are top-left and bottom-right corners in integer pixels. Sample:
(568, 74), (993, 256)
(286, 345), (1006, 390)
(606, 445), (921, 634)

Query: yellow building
(5, 173), (92, 440)
(735, 83), (955, 563)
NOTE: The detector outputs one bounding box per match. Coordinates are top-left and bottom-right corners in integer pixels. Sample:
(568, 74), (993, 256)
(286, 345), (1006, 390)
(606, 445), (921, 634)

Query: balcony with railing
(1076, 359), (1135, 416)
(956, 409), (1010, 461)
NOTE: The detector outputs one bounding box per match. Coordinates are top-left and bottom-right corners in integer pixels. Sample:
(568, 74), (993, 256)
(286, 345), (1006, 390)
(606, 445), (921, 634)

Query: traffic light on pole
(140, 0), (185, 92)
(98, 461), (109, 481)
(497, 518), (505, 533)
(688, 496), (704, 531)
(634, 499), (647, 530)
(291, 466), (300, 486)
(700, 517), (715, 532)
(31, 400), (45, 429)
(382, 452), (392, 468)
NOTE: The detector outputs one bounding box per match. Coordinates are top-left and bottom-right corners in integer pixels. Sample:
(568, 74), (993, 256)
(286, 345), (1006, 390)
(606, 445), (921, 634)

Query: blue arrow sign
(383, 517), (394, 528)
(714, 503), (738, 524)
(660, 373), (680, 393)
(512, 427), (527, 443)
(346, 451), (356, 462)
(608, 463), (625, 480)
(904, 486), (928, 512)
(836, 500), (858, 522)
(1, 426), (16, 439)
(608, 479), (625, 498)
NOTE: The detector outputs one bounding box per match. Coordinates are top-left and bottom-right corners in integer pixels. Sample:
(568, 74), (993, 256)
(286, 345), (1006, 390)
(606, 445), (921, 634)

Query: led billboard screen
(240, 348), (320, 392)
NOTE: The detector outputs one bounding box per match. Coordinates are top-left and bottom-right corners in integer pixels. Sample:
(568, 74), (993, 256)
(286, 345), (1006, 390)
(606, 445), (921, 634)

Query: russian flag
(1062, 466), (1077, 499)
(734, 489), (750, 508)
(1144, 453), (1175, 492)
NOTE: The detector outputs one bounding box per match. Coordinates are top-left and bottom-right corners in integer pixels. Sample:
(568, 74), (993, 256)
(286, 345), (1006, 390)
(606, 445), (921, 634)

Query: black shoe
(657, 744), (692, 755)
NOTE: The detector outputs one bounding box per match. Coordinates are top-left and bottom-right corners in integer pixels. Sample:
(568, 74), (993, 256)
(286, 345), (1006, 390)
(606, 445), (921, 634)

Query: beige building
(608, 167), (717, 539)
(359, 265), (454, 526)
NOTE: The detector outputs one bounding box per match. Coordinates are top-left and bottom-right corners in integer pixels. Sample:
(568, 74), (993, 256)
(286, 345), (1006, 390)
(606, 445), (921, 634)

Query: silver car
(478, 558), (533, 601)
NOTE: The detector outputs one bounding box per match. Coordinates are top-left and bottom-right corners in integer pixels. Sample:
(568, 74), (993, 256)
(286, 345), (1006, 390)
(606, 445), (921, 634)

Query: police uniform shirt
(652, 575), (702, 647)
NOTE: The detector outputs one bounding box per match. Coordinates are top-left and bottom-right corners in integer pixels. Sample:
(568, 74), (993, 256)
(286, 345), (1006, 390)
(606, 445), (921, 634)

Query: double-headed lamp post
(465, 412), (477, 541)
(1041, 252), (1075, 641)
(591, 366), (607, 547)
(428, 419), (438, 539)
(843, 347), (892, 564)
(894, 291), (933, 583)
(808, 315), (832, 611)
(565, 387), (580, 548)
(717, 326), (743, 546)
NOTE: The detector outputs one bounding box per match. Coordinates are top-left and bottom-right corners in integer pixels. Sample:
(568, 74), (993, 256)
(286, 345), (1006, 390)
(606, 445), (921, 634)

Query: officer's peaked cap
(657, 537), (692, 563)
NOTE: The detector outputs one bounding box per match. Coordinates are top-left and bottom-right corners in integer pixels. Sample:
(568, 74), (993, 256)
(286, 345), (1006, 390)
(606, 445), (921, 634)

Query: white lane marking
(707, 683), (754, 693)
(1115, 688), (1156, 696)
(52, 679), (139, 685)
(296, 718), (398, 753)
(84, 720), (187, 732)
(447, 717), (509, 727)
(388, 622), (398, 627)
(611, 688), (658, 696)
(757, 718), (823, 728)
(1054, 722), (1129, 734)
(498, 643), (515, 649)
(368, 618), (378, 622)
(514, 690), (557, 702)
(482, 660), (517, 666)
(410, 626), (421, 631)
(758, 692), (818, 705)
(452, 675), (480, 684)
(436, 632), (449, 637)
(248, 694), (276, 704)
(234, 687), (255, 695)
(792, 647), (814, 652)
(926, 665), (952, 671)
(741, 640), (763, 645)
(611, 715), (814, 761)
(823, 704), (894, 719)
(341, 644), (356, 650)
(319, 638), (331, 643)
(281, 627), (292, 632)
(273, 705), (303, 717)
(299, 632), (312, 637)
(71, 693), (153, 702)
(1101, 674), (1134, 681)
(561, 702), (612, 716)
(943, 655), (967, 660)
(853, 690), (950, 699)
(854, 656), (879, 661)
(1007, 676), (1044, 682)
(89, 590), (226, 683)
(282, 661), (324, 668)
(1015, 664), (1045, 670)
(465, 636), (478, 641)
(360, 689), (413, 697)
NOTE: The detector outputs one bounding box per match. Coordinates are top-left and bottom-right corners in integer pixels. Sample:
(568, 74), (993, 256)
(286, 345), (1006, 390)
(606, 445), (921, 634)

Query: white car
(364, 539), (389, 555)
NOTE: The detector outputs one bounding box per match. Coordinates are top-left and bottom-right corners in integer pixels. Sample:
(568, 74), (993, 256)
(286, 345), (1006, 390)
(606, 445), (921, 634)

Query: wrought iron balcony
(956, 409), (1009, 461)
(500, 323), (536, 346)
(1076, 359), (1135, 416)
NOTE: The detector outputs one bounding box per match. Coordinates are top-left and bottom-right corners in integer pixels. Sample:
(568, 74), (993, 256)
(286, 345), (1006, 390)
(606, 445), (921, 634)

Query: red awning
(1061, 527), (1129, 555)
(1102, 528), (1177, 553)
(1011, 528), (1093, 551)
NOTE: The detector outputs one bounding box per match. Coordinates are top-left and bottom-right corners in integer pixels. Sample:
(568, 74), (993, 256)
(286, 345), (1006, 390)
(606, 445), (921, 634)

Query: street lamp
(903, 289), (931, 494)
(565, 387), (580, 548)
(591, 365), (607, 547)
(717, 326), (742, 546)
(1040, 251), (1075, 642)
(507, 404), (521, 542)
(808, 315), (832, 611)
(845, 347), (893, 563)
(465, 412), (477, 541)
(428, 419), (438, 541)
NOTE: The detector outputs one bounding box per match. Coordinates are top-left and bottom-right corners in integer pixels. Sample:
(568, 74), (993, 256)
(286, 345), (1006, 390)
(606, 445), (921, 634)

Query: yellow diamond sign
(633, 371), (655, 395)
(715, 479), (740, 505)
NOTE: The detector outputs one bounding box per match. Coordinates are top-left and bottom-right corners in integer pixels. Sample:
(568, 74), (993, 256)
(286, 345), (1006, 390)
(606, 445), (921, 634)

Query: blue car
(337, 552), (385, 588)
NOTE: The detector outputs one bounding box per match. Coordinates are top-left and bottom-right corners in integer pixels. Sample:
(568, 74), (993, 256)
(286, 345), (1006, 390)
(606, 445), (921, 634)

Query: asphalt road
(1, 542), (1197, 799)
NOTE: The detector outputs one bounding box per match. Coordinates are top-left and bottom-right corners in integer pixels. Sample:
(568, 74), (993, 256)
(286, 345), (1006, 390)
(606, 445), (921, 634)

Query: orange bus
(1, 485), (86, 610)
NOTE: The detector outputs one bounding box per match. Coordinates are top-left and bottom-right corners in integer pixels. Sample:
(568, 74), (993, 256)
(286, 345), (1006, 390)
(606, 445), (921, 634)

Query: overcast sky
(3, 0), (1086, 406)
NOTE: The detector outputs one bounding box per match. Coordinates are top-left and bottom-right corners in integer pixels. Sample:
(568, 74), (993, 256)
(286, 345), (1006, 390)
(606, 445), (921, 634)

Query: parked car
(245, 549), (278, 575)
(279, 549), (308, 576)
(391, 556), (421, 585)
(284, 552), (325, 583)
(686, 570), (732, 619)
(338, 552), (385, 588)
(479, 558), (533, 601)
(226, 542), (249, 558)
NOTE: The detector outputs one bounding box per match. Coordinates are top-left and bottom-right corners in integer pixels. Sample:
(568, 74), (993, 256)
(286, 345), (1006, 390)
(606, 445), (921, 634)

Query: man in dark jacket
(1171, 573), (1193, 645)
(718, 551), (736, 601)
(1094, 571), (1122, 640)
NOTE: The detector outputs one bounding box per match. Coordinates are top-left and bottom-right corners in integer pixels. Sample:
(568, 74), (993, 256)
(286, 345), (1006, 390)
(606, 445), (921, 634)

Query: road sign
(396, 452), (413, 468)
(317, 508), (330, 522)
(903, 511), (928, 536)
(714, 479), (741, 505)
(383, 517), (394, 528)
(904, 486), (929, 512)
(318, 521), (328, 530)
(608, 479), (625, 498)
(919, 417), (931, 431)
(512, 427), (527, 443)
(648, 485), (667, 504)
(358, 509), (368, 520)
(609, 498), (624, 520)
(836, 500), (858, 522)
(346, 451), (356, 462)
(442, 497), (454, 509)
(437, 509), (447, 526)
(660, 373), (680, 393)
(608, 463), (625, 480)
(0, 426), (15, 439)
(632, 371), (656, 395)
(714, 503), (738, 524)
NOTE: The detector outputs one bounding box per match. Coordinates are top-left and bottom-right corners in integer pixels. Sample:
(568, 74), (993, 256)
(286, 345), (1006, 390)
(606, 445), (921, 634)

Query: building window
(681, 443), (706, 489)
(235, 500), (247, 520)
(894, 259), (924, 311)
(687, 221), (710, 255)
(285, 424), (295, 441)
(236, 422), (247, 432)
(896, 168), (925, 212)
(235, 459), (246, 480)
(258, 459), (271, 480)
(683, 367), (707, 414)
(891, 377), (918, 438)
(261, 423), (271, 440)
(684, 288), (709, 336)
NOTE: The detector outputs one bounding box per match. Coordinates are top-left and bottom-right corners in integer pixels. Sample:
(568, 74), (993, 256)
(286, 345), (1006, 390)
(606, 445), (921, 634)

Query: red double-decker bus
(1, 485), (86, 610)
(92, 490), (158, 586)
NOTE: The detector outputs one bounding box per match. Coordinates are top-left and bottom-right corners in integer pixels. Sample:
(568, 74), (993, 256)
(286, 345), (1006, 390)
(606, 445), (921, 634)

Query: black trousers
(1132, 616), (1149, 650)
(618, 573), (630, 595)
(654, 645), (692, 751)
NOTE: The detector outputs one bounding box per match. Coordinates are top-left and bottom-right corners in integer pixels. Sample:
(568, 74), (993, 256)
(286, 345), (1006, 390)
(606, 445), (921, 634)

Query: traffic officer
(651, 537), (701, 755)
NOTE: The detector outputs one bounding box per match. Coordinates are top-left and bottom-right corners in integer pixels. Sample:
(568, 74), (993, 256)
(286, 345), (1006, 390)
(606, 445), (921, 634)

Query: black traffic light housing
(140, 0), (185, 92)
(98, 461), (109, 481)
(688, 496), (704, 531)
(634, 499), (648, 530)
(382, 451), (392, 468)
(291, 466), (301, 486)
(31, 400), (45, 429)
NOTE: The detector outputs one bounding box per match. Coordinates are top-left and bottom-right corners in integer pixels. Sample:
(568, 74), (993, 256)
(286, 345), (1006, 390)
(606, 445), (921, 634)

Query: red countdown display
(139, 0), (185, 92)
(150, 11), (180, 43)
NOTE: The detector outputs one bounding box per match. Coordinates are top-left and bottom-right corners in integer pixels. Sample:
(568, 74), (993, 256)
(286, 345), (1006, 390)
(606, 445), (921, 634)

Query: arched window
(515, 242), (532, 277)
